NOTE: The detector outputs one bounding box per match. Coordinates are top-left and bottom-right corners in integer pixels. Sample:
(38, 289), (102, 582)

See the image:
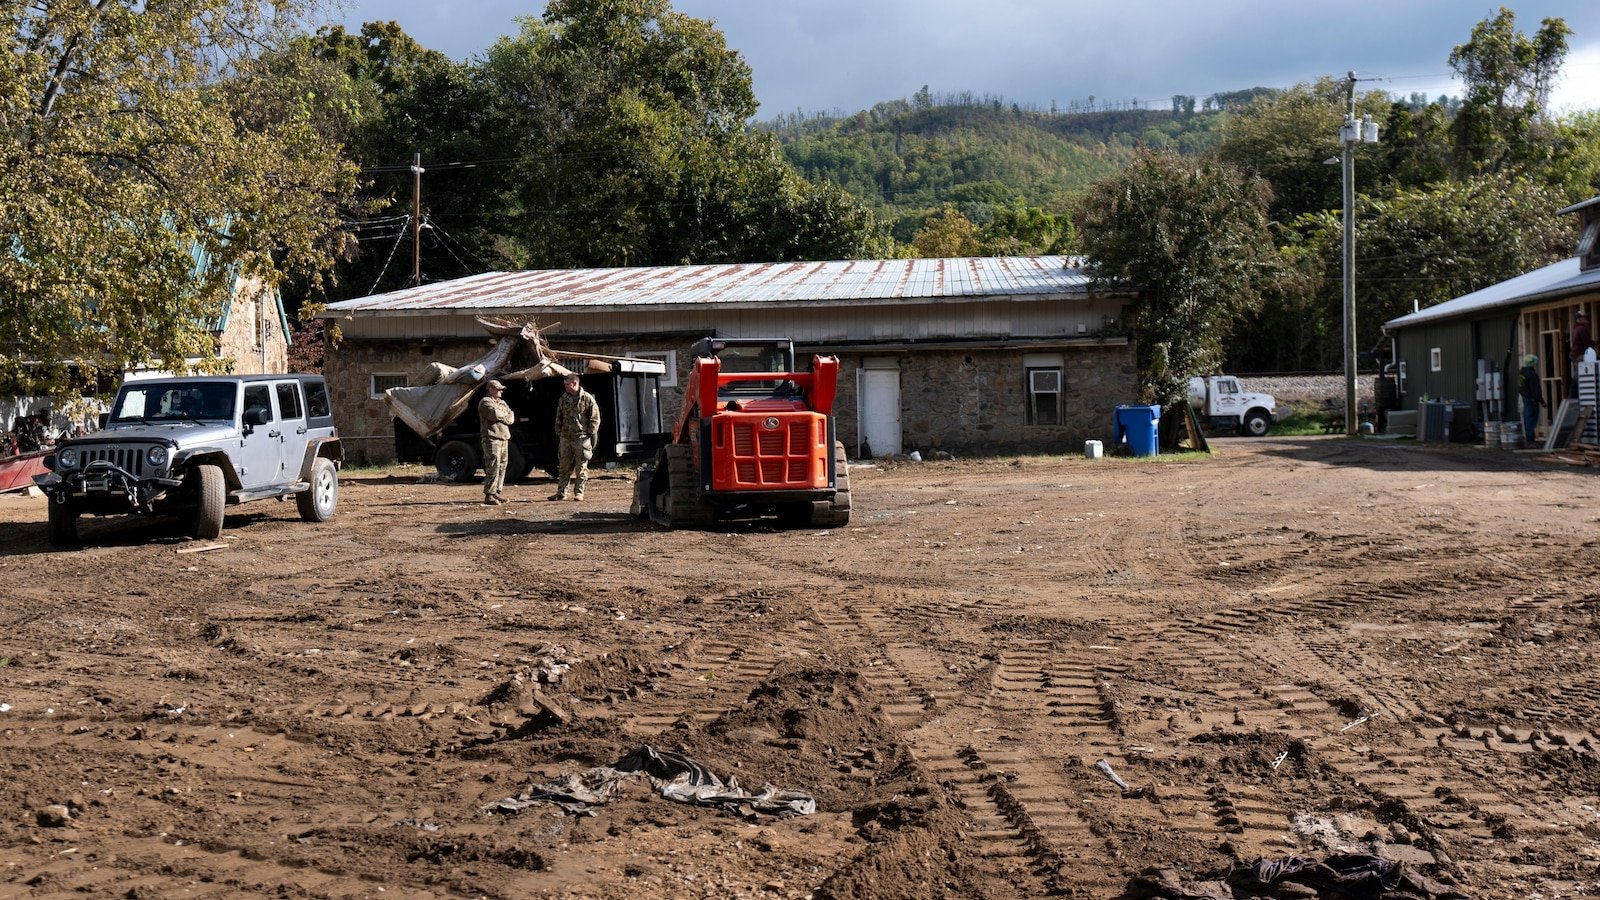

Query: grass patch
(1269, 409), (1334, 437)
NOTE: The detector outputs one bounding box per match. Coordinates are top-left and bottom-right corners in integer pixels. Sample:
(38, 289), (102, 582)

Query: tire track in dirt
(811, 601), (953, 730)
(1209, 625), (1588, 874)
(907, 637), (1164, 896)
(1124, 630), (1299, 858)
(1165, 597), (1565, 865)
(810, 595), (1080, 896)
(601, 589), (815, 737)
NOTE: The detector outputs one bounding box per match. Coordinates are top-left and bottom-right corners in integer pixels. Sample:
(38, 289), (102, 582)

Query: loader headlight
(147, 446), (169, 468)
(58, 448), (79, 469)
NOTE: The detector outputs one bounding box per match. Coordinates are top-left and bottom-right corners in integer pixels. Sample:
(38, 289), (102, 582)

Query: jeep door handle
(296, 426), (307, 435)
(268, 430), (282, 438)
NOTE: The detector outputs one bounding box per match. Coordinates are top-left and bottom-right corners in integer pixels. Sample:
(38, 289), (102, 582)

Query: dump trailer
(632, 337), (851, 529)
(395, 362), (668, 482)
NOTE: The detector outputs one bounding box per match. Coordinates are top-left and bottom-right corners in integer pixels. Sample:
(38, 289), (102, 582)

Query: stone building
(212, 275), (291, 375)
(316, 256), (1138, 464)
(4, 272), (289, 439)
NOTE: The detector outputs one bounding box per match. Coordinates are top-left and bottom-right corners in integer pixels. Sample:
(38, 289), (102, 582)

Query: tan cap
(486, 379), (505, 390)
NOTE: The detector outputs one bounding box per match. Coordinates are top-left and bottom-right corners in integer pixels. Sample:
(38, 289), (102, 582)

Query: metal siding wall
(1473, 314), (1518, 377)
(1434, 323), (1476, 404)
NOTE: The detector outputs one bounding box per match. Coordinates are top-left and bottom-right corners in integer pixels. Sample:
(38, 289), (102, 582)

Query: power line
(367, 215), (411, 296)
(421, 215), (481, 274)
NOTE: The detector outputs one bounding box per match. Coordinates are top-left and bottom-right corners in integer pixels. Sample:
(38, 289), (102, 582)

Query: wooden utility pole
(411, 152), (424, 287)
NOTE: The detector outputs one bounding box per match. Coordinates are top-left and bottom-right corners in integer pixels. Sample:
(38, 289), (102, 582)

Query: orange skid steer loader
(632, 337), (851, 529)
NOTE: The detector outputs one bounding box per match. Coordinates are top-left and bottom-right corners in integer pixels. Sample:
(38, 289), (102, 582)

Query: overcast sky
(330, 1), (1600, 118)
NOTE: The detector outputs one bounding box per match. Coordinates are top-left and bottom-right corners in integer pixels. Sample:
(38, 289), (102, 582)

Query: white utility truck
(1187, 375), (1277, 437)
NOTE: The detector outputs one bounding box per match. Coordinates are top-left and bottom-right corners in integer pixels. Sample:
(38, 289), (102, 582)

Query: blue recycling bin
(1114, 404), (1160, 457)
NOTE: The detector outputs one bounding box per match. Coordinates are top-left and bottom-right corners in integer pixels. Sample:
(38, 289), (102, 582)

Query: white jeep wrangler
(36, 374), (343, 545)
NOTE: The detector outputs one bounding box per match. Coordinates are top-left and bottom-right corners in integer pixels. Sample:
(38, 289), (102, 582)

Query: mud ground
(2, 436), (1599, 899)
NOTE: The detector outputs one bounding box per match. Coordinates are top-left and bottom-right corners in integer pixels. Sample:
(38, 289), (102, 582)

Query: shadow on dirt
(1, 508), (283, 558)
(1245, 435), (1556, 473)
(438, 511), (650, 537)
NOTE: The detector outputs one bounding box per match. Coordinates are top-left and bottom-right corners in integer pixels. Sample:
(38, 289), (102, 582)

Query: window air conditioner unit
(1030, 370), (1061, 393)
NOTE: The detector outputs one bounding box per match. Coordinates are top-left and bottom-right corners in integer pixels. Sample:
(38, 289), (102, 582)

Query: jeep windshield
(110, 382), (237, 423)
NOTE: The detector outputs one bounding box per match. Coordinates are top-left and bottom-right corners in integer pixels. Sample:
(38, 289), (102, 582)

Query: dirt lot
(2, 437), (1599, 899)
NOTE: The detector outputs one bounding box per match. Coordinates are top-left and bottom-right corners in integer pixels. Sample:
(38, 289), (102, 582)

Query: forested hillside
(761, 91), (1228, 241)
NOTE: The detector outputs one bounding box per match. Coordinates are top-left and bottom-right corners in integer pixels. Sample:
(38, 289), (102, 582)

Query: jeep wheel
(190, 463), (225, 539)
(435, 440), (480, 483)
(47, 497), (79, 546)
(296, 457), (339, 522)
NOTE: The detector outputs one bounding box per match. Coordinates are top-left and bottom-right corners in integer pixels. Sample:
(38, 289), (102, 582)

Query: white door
(860, 360), (902, 457)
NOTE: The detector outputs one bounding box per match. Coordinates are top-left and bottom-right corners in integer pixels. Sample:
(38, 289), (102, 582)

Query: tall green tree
(1448, 7), (1572, 174)
(479, 0), (889, 267)
(910, 207), (981, 257)
(1213, 79), (1389, 222)
(1290, 174), (1574, 338)
(1075, 151), (1283, 404)
(0, 0), (357, 391)
(979, 200), (1076, 255)
(289, 23), (505, 298)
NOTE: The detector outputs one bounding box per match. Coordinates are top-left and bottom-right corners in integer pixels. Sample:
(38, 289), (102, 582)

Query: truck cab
(1187, 375), (1276, 437)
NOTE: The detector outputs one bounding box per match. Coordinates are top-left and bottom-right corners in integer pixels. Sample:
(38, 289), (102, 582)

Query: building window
(627, 350), (677, 387)
(1430, 348), (1442, 372)
(371, 373), (407, 398)
(1027, 367), (1063, 425)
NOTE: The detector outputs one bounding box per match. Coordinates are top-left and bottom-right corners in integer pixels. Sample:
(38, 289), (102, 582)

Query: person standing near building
(1520, 354), (1545, 443)
(478, 379), (514, 506)
(1572, 309), (1592, 390)
(550, 372), (600, 501)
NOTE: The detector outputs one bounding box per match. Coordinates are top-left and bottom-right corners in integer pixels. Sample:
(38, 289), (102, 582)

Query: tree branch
(37, 0), (116, 121)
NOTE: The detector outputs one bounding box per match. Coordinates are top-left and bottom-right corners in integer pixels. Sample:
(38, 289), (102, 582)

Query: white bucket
(1499, 421), (1523, 449)
(1084, 439), (1104, 459)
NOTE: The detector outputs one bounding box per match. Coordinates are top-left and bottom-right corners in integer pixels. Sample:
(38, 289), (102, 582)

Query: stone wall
(215, 278), (288, 374)
(325, 338), (1138, 465)
(842, 344), (1138, 456)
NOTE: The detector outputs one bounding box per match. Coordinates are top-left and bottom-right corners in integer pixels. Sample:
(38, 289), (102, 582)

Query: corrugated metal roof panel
(321, 256), (1093, 314)
(1386, 257), (1600, 328)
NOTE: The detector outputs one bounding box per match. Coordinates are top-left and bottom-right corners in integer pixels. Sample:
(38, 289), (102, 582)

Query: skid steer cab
(632, 337), (851, 529)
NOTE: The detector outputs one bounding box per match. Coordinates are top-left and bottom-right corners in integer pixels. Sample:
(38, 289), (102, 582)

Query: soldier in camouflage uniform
(478, 380), (514, 506)
(550, 372), (600, 501)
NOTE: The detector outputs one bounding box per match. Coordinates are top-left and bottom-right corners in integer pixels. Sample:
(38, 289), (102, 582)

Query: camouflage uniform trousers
(482, 437), (508, 500)
(554, 436), (593, 498)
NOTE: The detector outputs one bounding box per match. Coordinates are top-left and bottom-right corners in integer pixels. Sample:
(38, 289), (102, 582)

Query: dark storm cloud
(335, 1), (1600, 116)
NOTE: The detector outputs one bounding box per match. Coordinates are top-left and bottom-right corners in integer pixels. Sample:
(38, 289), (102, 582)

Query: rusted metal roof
(321, 256), (1093, 315)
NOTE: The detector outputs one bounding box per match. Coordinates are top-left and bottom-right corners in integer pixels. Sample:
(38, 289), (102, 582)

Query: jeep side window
(243, 384), (273, 422)
(305, 382), (330, 419)
(276, 382), (304, 420)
